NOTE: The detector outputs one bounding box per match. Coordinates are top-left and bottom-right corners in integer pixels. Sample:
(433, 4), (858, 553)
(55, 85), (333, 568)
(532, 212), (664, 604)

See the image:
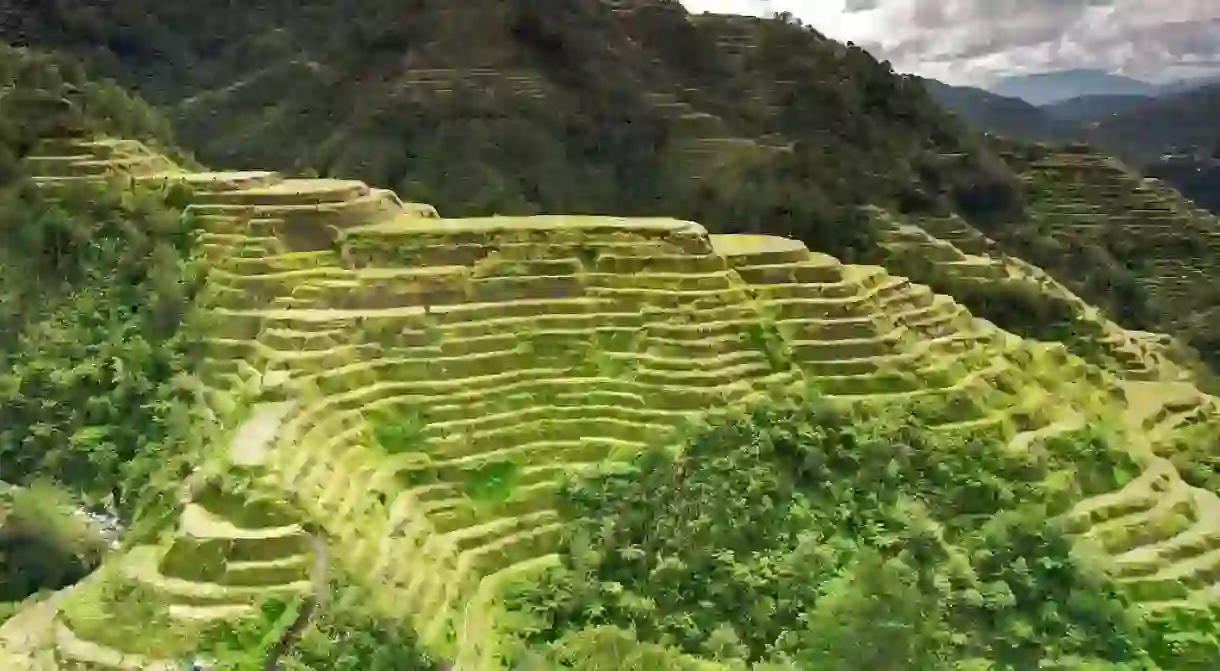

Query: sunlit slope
(7, 130), (1220, 669)
(865, 206), (1195, 382)
(204, 212), (1105, 666)
(864, 203), (1220, 665)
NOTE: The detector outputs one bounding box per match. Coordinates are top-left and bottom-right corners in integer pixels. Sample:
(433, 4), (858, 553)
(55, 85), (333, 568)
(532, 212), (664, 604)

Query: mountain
(1089, 83), (1220, 211)
(1146, 155), (1220, 213)
(1041, 93), (1155, 123)
(928, 74), (1220, 214)
(1156, 73), (1220, 97)
(989, 68), (1158, 106)
(922, 78), (1066, 140)
(1089, 82), (1220, 162)
(0, 0), (1027, 257)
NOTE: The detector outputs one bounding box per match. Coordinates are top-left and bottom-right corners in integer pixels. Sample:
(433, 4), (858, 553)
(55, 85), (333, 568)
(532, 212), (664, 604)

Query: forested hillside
(8, 3), (1220, 670)
(927, 76), (1220, 216)
(0, 0), (1024, 257)
(1084, 84), (1220, 164)
(922, 79), (1070, 142)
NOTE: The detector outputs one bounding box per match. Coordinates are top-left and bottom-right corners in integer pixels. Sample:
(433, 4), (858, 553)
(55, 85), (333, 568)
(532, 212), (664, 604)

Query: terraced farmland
(866, 206), (1195, 382)
(7, 126), (1220, 669)
(397, 68), (551, 101)
(1020, 149), (1220, 344)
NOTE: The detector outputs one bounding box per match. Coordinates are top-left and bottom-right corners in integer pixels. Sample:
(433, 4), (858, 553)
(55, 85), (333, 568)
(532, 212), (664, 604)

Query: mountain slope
(1089, 83), (1220, 162)
(1042, 93), (1156, 123)
(8, 11), (1220, 669)
(931, 76), (1220, 215)
(1146, 155), (1220, 214)
(922, 79), (1066, 140)
(0, 0), (1026, 257)
(1156, 74), (1220, 96)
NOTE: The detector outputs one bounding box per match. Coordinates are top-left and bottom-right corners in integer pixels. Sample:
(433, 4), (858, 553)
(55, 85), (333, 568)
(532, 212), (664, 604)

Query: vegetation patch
(463, 460), (524, 505)
(196, 579), (443, 670)
(60, 568), (196, 659)
(6, 19), (1220, 671)
(501, 396), (1153, 668)
(368, 407), (426, 455)
(0, 175), (206, 520)
(0, 482), (106, 611)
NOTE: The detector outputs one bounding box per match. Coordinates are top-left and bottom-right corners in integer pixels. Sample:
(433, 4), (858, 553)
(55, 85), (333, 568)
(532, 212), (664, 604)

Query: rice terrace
(3, 4), (1220, 669)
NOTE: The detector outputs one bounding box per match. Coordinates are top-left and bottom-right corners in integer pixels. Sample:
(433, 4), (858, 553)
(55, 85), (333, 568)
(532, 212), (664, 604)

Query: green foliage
(739, 320), (791, 371)
(192, 574), (442, 669)
(502, 397), (1156, 668)
(0, 44), (195, 175)
(368, 407), (425, 455)
(0, 22), (1215, 671)
(979, 217), (1159, 332)
(0, 177), (205, 516)
(924, 277), (1122, 374)
(197, 597), (307, 670)
(280, 579), (442, 670)
(0, 481), (105, 602)
(1, 2), (1025, 262)
(63, 568), (197, 658)
(463, 460), (523, 504)
(1160, 419), (1220, 493)
(517, 625), (740, 670)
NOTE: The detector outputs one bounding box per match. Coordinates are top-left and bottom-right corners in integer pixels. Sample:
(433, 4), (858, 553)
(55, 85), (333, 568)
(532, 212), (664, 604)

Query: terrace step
(191, 178), (370, 206)
(710, 234), (811, 267)
(142, 170), (283, 192)
(123, 546), (311, 606)
(166, 603), (257, 622)
(53, 621), (177, 671)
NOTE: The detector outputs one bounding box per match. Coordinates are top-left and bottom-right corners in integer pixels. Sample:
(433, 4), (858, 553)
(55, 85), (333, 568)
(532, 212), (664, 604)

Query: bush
(502, 397), (1155, 668)
(0, 177), (204, 515)
(0, 482), (106, 601)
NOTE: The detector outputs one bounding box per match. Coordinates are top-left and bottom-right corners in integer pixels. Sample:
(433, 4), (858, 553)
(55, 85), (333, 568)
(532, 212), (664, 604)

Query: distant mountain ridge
(988, 68), (1158, 106)
(1042, 94), (1154, 123)
(1089, 82), (1220, 162)
(927, 71), (1220, 215)
(922, 78), (1068, 141)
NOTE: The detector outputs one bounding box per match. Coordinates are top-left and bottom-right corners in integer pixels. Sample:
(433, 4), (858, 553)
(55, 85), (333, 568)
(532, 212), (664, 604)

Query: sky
(679, 0), (1220, 86)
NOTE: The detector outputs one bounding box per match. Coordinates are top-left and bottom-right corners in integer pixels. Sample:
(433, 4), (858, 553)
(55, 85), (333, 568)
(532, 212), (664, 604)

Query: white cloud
(679, 0), (1220, 85)
(681, 0), (886, 44)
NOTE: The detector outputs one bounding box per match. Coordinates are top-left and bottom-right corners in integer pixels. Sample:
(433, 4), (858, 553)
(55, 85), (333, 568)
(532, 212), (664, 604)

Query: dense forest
(0, 44), (204, 628)
(0, 0), (1026, 261)
(0, 483), (105, 624)
(498, 396), (1165, 668)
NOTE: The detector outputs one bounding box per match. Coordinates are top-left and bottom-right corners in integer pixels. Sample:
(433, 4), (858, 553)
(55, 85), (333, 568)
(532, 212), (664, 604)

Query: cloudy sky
(680, 0), (1220, 86)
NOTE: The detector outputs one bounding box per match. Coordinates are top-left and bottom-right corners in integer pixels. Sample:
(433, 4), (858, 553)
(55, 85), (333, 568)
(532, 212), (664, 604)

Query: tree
(785, 551), (949, 670)
(0, 482), (105, 602)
